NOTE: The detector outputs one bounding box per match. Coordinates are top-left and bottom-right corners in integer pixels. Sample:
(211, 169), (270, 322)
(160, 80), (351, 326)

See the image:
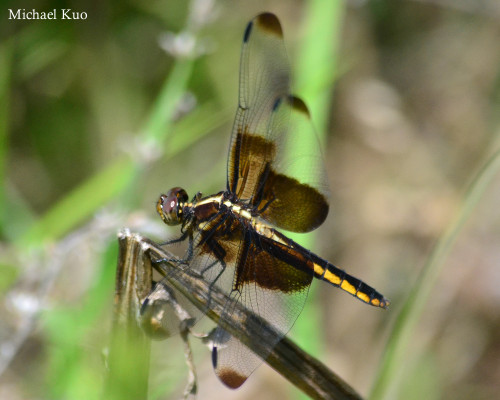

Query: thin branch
(121, 230), (363, 400)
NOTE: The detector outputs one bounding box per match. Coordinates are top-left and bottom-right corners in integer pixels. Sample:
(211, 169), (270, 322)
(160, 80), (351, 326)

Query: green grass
(370, 148), (500, 400)
(17, 57), (196, 248)
(0, 42), (11, 237)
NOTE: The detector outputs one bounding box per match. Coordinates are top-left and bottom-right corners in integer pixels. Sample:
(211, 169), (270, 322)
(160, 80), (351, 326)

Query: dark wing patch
(231, 131), (276, 201)
(235, 234), (312, 292)
(255, 12), (283, 37)
(216, 365), (248, 389)
(256, 169), (329, 232)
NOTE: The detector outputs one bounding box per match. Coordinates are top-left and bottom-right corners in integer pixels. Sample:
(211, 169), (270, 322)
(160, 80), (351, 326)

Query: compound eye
(157, 187), (188, 226)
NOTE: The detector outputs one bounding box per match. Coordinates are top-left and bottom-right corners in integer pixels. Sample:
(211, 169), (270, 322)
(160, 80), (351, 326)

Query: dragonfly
(145, 12), (389, 389)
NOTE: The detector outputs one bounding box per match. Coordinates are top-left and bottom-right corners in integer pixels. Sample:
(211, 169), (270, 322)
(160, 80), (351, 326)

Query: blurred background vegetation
(1, 0), (500, 399)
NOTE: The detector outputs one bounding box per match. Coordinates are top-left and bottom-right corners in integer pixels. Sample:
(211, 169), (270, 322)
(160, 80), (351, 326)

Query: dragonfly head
(157, 187), (188, 226)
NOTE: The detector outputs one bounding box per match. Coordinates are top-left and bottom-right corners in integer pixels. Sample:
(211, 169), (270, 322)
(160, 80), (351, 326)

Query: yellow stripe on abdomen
(313, 262), (343, 286)
(324, 269), (342, 286)
(340, 279), (356, 295)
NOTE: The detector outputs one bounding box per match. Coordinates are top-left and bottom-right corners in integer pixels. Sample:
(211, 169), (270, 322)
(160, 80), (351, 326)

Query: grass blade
(370, 148), (500, 400)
